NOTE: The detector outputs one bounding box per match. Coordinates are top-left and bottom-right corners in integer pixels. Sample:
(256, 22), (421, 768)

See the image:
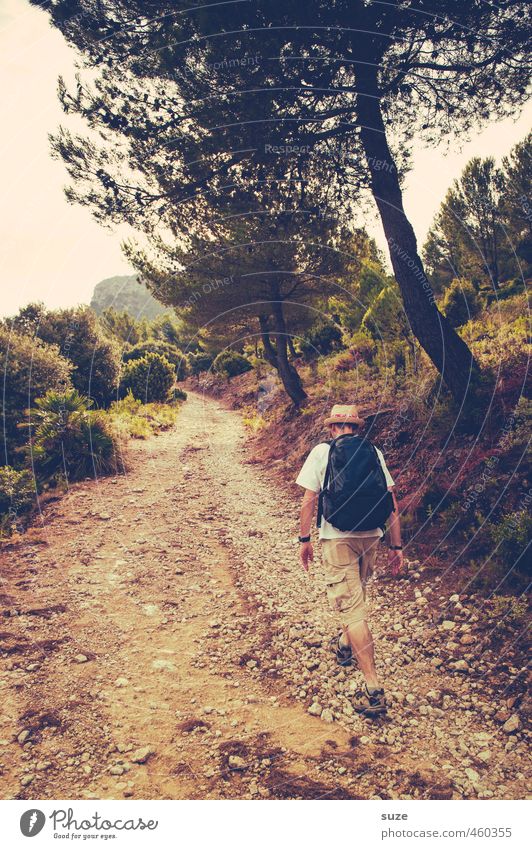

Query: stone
(502, 714), (521, 734)
(308, 702), (322, 716)
(452, 660), (469, 672)
(320, 708), (334, 723)
(465, 768), (480, 783)
(130, 746), (155, 764)
(109, 765), (125, 776)
(152, 659), (176, 672)
(228, 755), (246, 770)
(17, 730), (31, 745)
(20, 774), (34, 786)
(73, 654), (89, 663)
(115, 678), (129, 688)
(441, 620), (456, 631)
(304, 636), (322, 648)
(449, 594), (460, 603)
(478, 750), (491, 763)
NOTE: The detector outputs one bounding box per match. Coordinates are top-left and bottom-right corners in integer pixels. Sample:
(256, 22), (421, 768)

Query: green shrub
(441, 278), (482, 327)
(109, 389), (184, 440)
(0, 466), (35, 532)
(29, 389), (120, 483)
(188, 351), (214, 375)
(123, 340), (188, 379)
(300, 321), (343, 359)
(488, 510), (532, 576)
(487, 595), (528, 626)
(332, 332), (376, 371)
(11, 304), (120, 406)
(0, 325), (72, 466)
(119, 352), (175, 402)
(98, 308), (149, 345)
(213, 350), (252, 378)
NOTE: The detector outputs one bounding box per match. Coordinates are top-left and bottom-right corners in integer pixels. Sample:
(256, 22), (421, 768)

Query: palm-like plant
(28, 389), (120, 483)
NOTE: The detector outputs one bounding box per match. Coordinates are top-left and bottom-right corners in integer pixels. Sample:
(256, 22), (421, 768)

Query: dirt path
(0, 392), (528, 800)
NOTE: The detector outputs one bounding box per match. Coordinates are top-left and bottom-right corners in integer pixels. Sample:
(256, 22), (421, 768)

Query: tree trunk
(355, 70), (481, 403)
(258, 310), (307, 407)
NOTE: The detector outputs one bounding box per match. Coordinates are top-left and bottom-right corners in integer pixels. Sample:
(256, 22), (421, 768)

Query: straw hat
(324, 403), (365, 427)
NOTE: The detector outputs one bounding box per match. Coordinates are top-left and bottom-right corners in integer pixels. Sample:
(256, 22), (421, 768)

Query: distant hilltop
(90, 275), (168, 320)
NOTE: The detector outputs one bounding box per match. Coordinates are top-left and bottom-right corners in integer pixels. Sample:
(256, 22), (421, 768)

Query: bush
(487, 595), (528, 626)
(29, 389), (120, 483)
(0, 325), (72, 466)
(109, 391), (183, 439)
(213, 350), (252, 378)
(188, 351), (214, 375)
(123, 340), (188, 379)
(488, 510), (532, 577)
(300, 321), (343, 359)
(0, 466), (35, 532)
(11, 304), (120, 406)
(98, 308), (149, 346)
(441, 278), (482, 327)
(119, 352), (175, 402)
(333, 332), (376, 371)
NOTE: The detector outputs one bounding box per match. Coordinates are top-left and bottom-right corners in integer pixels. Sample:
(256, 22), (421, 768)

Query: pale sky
(1, 0), (531, 318)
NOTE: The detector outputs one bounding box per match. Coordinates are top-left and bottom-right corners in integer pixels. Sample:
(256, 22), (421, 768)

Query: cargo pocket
(324, 569), (351, 613)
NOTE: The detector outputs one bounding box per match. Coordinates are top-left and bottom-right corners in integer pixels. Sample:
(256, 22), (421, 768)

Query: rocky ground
(0, 391), (529, 800)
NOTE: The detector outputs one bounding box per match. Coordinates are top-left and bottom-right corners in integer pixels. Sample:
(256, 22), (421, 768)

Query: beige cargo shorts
(321, 536), (380, 628)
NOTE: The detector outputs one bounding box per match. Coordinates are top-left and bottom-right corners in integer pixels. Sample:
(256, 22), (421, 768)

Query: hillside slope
(90, 275), (168, 320)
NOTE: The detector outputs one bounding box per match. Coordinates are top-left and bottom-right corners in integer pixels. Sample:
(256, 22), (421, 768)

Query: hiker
(296, 404), (403, 716)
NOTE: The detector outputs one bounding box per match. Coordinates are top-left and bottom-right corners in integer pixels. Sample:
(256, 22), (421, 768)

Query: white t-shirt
(296, 441), (395, 540)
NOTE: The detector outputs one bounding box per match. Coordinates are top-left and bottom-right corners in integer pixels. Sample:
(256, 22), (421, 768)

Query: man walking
(296, 404), (403, 716)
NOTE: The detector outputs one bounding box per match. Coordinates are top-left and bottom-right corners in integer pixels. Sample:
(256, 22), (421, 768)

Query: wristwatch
(298, 535), (311, 543)
(389, 545), (403, 550)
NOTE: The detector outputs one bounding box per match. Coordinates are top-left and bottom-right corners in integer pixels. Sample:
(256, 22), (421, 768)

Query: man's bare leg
(345, 620), (380, 690)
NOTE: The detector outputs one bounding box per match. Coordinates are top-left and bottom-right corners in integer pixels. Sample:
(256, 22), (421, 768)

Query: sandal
(330, 633), (353, 667)
(353, 685), (387, 716)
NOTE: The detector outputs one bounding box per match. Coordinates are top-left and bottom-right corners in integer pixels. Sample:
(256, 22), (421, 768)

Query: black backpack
(317, 434), (394, 532)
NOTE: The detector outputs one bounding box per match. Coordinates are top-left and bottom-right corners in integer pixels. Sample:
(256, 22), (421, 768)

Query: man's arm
(299, 488), (318, 571)
(387, 488), (404, 575)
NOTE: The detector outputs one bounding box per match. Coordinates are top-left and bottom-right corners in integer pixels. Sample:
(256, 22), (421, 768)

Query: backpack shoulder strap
(369, 442), (388, 484)
(317, 439), (335, 528)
